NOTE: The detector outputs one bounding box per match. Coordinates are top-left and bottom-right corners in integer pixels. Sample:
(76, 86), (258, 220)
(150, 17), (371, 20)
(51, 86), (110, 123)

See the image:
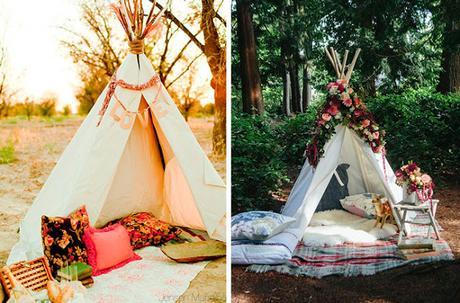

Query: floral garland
(306, 79), (386, 167)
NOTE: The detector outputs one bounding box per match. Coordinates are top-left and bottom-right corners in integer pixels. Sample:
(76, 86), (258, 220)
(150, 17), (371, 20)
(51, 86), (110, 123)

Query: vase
(403, 184), (419, 204)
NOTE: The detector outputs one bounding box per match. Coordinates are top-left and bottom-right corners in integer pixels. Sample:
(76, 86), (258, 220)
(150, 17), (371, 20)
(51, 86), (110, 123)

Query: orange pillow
(83, 224), (141, 276)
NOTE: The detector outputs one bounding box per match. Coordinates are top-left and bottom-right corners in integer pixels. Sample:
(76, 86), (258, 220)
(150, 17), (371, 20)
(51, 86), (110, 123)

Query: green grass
(0, 140), (16, 164)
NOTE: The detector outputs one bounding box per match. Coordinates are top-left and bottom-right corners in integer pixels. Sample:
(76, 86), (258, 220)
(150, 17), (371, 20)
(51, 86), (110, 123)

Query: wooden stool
(393, 200), (440, 245)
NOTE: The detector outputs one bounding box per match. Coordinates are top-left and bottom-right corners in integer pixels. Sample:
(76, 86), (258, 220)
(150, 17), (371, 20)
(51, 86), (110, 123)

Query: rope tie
(128, 39), (144, 54)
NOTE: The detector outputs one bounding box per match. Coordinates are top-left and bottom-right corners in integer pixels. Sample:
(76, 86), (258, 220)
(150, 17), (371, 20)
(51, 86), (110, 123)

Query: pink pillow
(83, 224), (141, 276)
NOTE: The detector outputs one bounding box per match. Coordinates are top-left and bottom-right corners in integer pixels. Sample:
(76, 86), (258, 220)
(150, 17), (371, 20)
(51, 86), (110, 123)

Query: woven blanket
(248, 221), (453, 278)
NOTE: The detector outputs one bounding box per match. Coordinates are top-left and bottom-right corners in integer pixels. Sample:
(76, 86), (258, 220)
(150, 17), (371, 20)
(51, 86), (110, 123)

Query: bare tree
(171, 66), (205, 121)
(0, 44), (17, 118)
(153, 0), (227, 156)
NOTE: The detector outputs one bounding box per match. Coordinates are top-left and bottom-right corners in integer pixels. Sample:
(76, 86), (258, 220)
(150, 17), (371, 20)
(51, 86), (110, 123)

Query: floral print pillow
(106, 212), (181, 249)
(340, 193), (378, 219)
(231, 211), (295, 241)
(41, 205), (90, 277)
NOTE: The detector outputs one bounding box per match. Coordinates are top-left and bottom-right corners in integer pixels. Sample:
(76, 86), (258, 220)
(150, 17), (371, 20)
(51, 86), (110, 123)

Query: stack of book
(57, 262), (93, 287)
(398, 239), (440, 260)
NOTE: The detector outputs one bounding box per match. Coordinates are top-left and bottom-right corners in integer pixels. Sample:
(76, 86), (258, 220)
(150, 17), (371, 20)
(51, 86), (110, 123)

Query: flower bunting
(306, 80), (386, 167)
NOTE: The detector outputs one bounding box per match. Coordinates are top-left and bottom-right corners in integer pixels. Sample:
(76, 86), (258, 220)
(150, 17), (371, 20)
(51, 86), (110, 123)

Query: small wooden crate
(0, 257), (53, 297)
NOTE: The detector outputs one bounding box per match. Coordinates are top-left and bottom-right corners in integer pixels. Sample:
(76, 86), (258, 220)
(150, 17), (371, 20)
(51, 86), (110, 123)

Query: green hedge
(366, 90), (460, 182)
(231, 114), (288, 214)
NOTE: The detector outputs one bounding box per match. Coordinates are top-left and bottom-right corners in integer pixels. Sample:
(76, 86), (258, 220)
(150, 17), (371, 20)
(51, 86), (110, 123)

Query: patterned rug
(248, 220), (454, 278)
(85, 246), (208, 302)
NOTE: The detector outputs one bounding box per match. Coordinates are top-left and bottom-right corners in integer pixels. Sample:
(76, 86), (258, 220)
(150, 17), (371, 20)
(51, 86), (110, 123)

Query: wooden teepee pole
(340, 50), (349, 79)
(345, 48), (361, 82)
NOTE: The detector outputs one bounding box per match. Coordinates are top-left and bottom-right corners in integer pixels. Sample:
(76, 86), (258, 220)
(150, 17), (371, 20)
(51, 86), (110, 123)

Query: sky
(0, 0), (218, 111)
(1, 0), (80, 110)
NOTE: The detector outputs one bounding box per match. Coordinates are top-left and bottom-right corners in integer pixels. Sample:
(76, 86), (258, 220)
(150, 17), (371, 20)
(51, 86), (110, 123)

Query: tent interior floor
(232, 183), (460, 303)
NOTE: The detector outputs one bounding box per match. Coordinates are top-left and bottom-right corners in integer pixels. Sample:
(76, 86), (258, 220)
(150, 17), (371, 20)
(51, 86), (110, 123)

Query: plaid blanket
(248, 220), (454, 278)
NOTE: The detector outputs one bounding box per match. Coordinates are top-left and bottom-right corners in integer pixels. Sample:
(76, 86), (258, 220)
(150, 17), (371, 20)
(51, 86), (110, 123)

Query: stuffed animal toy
(372, 196), (395, 228)
(47, 281), (75, 303)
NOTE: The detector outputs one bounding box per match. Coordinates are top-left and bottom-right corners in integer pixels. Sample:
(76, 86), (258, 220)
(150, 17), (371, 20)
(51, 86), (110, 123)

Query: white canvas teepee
(282, 125), (403, 237)
(8, 2), (226, 264)
(281, 48), (402, 238)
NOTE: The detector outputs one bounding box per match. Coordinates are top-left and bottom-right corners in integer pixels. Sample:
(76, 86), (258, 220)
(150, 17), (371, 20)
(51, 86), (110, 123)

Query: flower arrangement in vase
(395, 162), (434, 204)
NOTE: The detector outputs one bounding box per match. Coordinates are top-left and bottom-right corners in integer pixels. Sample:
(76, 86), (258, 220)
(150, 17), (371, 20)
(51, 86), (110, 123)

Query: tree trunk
(289, 62), (301, 113)
(437, 0), (460, 94)
(201, 0), (226, 156)
(236, 0), (264, 115)
(282, 69), (292, 116)
(302, 65), (311, 112)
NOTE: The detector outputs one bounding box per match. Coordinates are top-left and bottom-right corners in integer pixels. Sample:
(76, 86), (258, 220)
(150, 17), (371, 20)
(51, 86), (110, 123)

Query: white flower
(329, 87), (338, 94)
(335, 113), (342, 119)
(368, 135), (373, 141)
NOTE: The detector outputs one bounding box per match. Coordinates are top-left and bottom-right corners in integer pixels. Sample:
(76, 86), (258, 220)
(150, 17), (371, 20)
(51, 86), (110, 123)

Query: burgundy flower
(407, 163), (418, 172)
(354, 109), (364, 117)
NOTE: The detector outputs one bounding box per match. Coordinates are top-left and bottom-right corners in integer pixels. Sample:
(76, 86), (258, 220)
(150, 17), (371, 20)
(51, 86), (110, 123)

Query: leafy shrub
(367, 90), (460, 183)
(0, 140), (16, 164)
(276, 101), (323, 166)
(231, 114), (289, 214)
(37, 99), (56, 117)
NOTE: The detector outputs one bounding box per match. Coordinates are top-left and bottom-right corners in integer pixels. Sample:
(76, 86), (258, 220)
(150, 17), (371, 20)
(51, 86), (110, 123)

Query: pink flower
(343, 98), (352, 107)
(327, 105), (339, 116)
(317, 119), (325, 126)
(373, 132), (380, 139)
(322, 113), (331, 121)
(361, 119), (370, 128)
(326, 82), (338, 89)
(421, 174), (432, 184)
(354, 96), (361, 106)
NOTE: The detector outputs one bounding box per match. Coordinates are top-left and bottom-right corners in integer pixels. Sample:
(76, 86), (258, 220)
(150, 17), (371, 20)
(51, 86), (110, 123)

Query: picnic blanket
(248, 219), (454, 278)
(85, 246), (208, 302)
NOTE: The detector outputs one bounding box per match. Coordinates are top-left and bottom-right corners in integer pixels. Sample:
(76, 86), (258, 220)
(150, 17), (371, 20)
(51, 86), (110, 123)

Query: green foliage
(276, 102), (322, 166)
(0, 140), (16, 164)
(231, 113), (289, 213)
(367, 90), (460, 182)
(62, 105), (72, 116)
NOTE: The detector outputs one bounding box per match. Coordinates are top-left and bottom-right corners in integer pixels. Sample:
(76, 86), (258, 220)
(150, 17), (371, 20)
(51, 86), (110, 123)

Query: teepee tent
(8, 2), (225, 264)
(281, 48), (402, 237)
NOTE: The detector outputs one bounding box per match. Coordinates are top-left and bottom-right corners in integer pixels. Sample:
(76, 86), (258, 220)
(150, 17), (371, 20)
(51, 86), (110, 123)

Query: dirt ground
(232, 183), (460, 303)
(0, 116), (226, 303)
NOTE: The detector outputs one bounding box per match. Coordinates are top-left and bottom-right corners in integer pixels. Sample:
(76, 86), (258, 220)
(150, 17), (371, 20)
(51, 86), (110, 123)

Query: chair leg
(427, 210), (440, 240)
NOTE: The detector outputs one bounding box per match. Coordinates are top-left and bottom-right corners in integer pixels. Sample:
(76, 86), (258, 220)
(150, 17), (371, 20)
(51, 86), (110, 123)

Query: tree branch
(149, 0), (205, 52)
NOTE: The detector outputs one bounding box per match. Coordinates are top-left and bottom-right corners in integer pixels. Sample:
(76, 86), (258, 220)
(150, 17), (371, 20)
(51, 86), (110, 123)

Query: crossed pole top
(325, 47), (361, 83)
(110, 0), (165, 54)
